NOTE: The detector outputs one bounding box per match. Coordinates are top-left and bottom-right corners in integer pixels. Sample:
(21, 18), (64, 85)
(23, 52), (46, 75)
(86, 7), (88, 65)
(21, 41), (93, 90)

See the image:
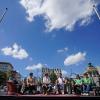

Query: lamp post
(0, 8), (8, 23)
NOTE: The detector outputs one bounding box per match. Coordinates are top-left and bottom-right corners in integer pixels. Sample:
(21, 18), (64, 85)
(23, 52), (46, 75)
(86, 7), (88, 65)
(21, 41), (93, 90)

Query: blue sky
(0, 0), (100, 78)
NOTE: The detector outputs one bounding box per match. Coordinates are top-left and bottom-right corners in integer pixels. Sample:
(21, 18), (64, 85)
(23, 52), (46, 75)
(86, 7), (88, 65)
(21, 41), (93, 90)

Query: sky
(0, 0), (100, 78)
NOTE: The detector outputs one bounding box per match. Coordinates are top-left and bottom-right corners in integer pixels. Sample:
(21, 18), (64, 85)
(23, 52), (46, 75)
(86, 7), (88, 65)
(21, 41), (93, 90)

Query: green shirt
(74, 79), (82, 85)
(82, 77), (93, 85)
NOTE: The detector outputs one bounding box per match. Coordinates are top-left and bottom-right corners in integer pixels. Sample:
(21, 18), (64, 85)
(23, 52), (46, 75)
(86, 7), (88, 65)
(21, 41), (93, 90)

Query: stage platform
(0, 94), (100, 100)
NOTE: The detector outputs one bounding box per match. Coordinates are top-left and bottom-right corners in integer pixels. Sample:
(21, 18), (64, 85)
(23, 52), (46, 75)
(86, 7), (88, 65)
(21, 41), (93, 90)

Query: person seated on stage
(92, 75), (100, 96)
(82, 73), (93, 95)
(73, 74), (82, 95)
(56, 73), (65, 95)
(36, 79), (42, 94)
(20, 77), (29, 94)
(64, 77), (72, 94)
(42, 73), (51, 95)
(26, 73), (36, 94)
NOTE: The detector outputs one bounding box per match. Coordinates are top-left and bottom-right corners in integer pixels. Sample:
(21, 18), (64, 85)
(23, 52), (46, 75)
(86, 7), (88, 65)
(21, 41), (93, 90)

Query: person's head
(94, 74), (98, 77)
(65, 77), (70, 82)
(45, 73), (48, 77)
(83, 73), (88, 78)
(65, 77), (68, 80)
(76, 74), (80, 79)
(11, 71), (16, 78)
(88, 73), (92, 77)
(59, 73), (62, 78)
(24, 77), (27, 81)
(29, 73), (33, 77)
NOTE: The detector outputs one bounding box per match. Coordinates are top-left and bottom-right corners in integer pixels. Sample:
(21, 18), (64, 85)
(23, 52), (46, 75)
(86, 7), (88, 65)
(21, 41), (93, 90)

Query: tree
(50, 71), (57, 84)
(6, 70), (12, 80)
(0, 71), (6, 86)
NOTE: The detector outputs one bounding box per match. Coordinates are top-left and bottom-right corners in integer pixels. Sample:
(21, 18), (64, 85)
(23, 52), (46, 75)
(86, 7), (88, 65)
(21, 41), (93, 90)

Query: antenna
(0, 8), (8, 23)
(93, 4), (100, 20)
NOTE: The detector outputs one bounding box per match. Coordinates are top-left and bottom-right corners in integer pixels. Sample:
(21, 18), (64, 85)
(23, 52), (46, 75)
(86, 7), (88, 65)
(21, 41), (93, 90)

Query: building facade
(0, 62), (13, 72)
(84, 63), (99, 77)
(42, 67), (62, 78)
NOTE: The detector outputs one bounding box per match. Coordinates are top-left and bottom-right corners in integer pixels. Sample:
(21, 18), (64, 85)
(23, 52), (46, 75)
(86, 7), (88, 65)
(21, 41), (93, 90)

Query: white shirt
(43, 76), (50, 84)
(57, 77), (64, 84)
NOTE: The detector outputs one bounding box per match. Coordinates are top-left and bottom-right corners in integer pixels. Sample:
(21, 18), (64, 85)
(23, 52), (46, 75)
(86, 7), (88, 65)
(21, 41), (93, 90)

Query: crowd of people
(7, 71), (100, 96)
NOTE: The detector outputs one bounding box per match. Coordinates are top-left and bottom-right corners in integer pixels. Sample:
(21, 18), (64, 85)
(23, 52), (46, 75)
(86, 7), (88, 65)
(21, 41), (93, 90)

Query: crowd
(7, 71), (100, 96)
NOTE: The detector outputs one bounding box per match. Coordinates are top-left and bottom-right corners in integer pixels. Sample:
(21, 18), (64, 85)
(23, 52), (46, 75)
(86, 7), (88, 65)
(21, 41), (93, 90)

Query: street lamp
(0, 8), (8, 23)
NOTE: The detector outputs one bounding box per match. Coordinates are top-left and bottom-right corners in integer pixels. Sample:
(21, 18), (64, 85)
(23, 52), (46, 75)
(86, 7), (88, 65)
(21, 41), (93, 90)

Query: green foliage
(6, 70), (12, 80)
(0, 70), (12, 86)
(0, 71), (7, 86)
(50, 71), (57, 84)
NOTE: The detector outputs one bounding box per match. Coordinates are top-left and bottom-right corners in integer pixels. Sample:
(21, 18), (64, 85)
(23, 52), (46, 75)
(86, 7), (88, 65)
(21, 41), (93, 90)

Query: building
(42, 67), (62, 78)
(0, 62), (13, 72)
(84, 63), (99, 77)
(0, 62), (13, 85)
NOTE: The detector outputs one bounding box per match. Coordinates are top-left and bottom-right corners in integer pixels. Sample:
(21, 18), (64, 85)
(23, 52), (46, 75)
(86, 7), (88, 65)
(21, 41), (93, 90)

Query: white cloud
(64, 52), (86, 66)
(62, 70), (68, 76)
(57, 47), (68, 53)
(1, 43), (29, 60)
(19, 0), (100, 31)
(25, 63), (44, 71)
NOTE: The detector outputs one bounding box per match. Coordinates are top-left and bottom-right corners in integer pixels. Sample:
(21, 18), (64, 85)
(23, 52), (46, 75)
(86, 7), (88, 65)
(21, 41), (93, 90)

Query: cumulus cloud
(19, 0), (100, 31)
(1, 43), (29, 60)
(25, 63), (44, 71)
(64, 52), (86, 66)
(57, 47), (68, 53)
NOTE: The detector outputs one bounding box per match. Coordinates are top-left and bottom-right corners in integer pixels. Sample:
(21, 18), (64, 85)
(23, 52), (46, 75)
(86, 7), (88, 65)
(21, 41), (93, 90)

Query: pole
(70, 68), (72, 78)
(93, 5), (100, 20)
(0, 8), (8, 23)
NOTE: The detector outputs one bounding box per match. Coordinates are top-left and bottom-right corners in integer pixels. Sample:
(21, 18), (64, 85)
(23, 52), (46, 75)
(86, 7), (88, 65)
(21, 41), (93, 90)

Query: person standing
(64, 77), (72, 94)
